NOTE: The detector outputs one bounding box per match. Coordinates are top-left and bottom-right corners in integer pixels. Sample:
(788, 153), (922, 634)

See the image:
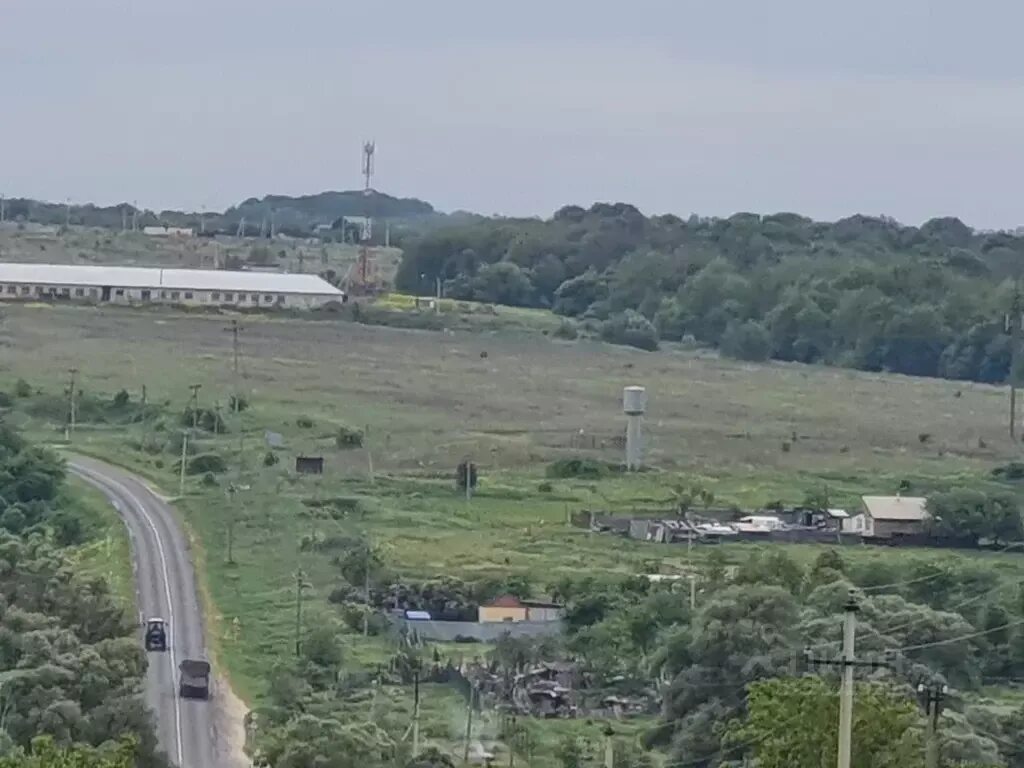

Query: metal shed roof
(861, 495), (929, 521)
(0, 263), (343, 296)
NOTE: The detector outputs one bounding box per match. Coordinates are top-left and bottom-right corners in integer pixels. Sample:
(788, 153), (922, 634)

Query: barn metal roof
(0, 263), (344, 296)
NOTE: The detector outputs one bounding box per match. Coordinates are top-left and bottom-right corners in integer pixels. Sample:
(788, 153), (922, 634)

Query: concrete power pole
(805, 591), (890, 768)
(917, 683), (948, 768)
(836, 595), (857, 768)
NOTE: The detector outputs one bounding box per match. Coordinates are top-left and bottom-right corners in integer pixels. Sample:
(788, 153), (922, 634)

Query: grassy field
(3, 300), (1023, 764)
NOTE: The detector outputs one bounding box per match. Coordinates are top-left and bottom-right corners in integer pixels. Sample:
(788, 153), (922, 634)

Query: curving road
(68, 455), (223, 768)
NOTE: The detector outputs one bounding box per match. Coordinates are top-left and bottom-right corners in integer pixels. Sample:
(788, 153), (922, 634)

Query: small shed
(295, 456), (324, 474)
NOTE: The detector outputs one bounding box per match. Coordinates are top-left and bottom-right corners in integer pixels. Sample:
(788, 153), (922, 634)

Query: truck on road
(178, 659), (211, 700)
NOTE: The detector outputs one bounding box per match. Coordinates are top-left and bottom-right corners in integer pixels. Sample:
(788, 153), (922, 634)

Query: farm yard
(4, 301), (1024, 766)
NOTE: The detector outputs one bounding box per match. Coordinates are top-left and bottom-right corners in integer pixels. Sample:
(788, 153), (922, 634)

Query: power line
(895, 617), (1024, 653)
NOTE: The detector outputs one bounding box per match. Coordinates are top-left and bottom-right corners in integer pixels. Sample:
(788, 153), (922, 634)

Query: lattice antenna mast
(359, 140), (375, 285)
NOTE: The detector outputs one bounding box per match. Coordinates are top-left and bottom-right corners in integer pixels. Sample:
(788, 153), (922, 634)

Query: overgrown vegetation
(0, 425), (164, 766)
(398, 205), (1024, 379)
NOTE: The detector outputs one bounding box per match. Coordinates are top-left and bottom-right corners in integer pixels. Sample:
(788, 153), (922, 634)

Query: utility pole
(224, 320), (244, 413)
(917, 683), (948, 768)
(131, 201), (138, 232)
(64, 198), (71, 229)
(226, 483), (237, 565)
(689, 573), (697, 610)
(66, 368), (78, 437)
(805, 591), (890, 768)
(179, 430), (189, 496)
(1008, 281), (1022, 440)
(463, 683), (476, 765)
(411, 669), (421, 759)
(294, 569), (307, 657)
(188, 383), (202, 429)
(363, 538), (371, 637)
(121, 205), (127, 232)
(436, 276), (442, 314)
(0, 194), (5, 224)
(603, 724), (615, 768)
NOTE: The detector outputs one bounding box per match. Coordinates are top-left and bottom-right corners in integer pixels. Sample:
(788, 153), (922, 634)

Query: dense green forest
(396, 204), (1024, 382)
(0, 424), (164, 767)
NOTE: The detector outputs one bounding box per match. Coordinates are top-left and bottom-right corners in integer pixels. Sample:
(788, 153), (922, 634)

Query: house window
(171, 291), (180, 300)
(21, 286), (30, 295)
(75, 288), (84, 297)
(276, 295), (285, 304)
(161, 291), (168, 299)
(250, 293), (258, 302)
(61, 288), (71, 297)
(35, 287), (44, 296)
(263, 294), (272, 304)
(115, 289), (124, 297)
(184, 292), (193, 300)
(211, 292), (220, 301)
(89, 289), (97, 298)
(5, 286), (14, 295)
(224, 292), (234, 301)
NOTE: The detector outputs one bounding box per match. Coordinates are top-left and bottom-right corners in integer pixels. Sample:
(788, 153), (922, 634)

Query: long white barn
(0, 263), (345, 309)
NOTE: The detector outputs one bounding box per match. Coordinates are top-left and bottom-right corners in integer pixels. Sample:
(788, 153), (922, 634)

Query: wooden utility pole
(603, 725), (614, 768)
(66, 368), (78, 437)
(294, 569), (307, 657)
(411, 670), (421, 759)
(462, 684), (476, 765)
(224, 320), (244, 414)
(188, 383), (202, 429)
(226, 483), (237, 565)
(178, 430), (189, 496)
(917, 683), (948, 768)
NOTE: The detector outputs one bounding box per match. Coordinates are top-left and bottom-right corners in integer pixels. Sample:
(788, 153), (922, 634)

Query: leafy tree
(720, 319), (771, 362)
(926, 489), (1022, 545)
(599, 310), (659, 351)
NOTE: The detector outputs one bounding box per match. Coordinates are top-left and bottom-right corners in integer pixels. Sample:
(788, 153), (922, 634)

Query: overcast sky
(3, 0), (1024, 228)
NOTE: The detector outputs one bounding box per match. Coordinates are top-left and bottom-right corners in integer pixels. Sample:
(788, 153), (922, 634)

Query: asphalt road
(68, 455), (219, 768)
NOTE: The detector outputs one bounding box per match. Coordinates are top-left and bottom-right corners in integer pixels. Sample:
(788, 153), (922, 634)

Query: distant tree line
(396, 204), (1024, 381)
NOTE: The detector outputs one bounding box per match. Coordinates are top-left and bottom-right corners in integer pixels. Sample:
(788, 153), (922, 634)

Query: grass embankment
(66, 478), (136, 610)
(2, 302), (1023, 762)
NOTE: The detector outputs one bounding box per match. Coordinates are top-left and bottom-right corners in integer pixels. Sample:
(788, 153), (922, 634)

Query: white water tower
(623, 385), (647, 470)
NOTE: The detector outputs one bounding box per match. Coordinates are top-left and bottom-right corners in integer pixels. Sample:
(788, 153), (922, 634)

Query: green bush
(553, 320), (579, 340)
(296, 416), (315, 429)
(599, 310), (659, 351)
(13, 379), (31, 398)
(263, 451), (279, 467)
(336, 426), (364, 449)
(546, 457), (607, 479)
(720, 320), (772, 362)
(185, 453), (227, 475)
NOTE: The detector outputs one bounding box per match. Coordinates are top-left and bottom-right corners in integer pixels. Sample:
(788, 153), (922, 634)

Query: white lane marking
(71, 463), (185, 767)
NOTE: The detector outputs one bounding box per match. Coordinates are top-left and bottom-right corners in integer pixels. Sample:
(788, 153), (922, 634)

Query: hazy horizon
(4, 0), (1024, 230)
